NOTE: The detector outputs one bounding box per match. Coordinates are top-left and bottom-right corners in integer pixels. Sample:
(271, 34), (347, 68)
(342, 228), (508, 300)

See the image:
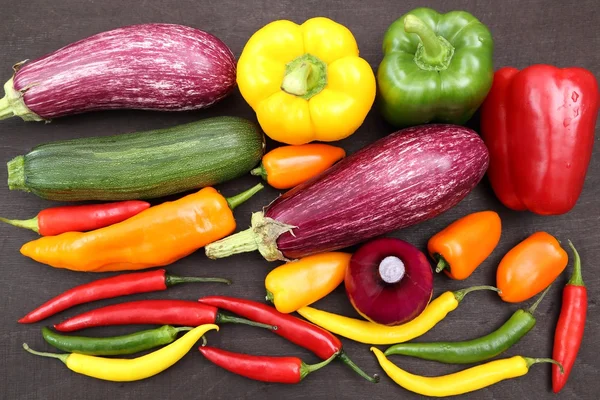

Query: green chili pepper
(383, 286), (551, 364)
(41, 325), (193, 356)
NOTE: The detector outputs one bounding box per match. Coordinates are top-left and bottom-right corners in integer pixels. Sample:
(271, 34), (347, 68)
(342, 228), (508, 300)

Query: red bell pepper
(480, 65), (599, 215)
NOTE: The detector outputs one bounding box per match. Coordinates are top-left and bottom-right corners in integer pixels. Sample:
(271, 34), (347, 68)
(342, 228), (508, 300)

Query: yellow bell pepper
(265, 252), (351, 313)
(237, 17), (376, 145)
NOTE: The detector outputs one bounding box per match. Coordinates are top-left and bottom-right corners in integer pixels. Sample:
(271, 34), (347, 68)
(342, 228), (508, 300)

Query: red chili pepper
(552, 241), (587, 393)
(53, 300), (274, 332)
(198, 296), (379, 383)
(480, 65), (599, 215)
(0, 200), (150, 236)
(199, 346), (338, 384)
(19, 269), (231, 324)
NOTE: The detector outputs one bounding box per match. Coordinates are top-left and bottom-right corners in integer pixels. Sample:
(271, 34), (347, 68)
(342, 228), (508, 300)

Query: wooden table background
(0, 0), (598, 399)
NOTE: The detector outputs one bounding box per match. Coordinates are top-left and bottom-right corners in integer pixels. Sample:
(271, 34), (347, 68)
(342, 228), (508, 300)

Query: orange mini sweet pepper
(497, 232), (568, 303)
(427, 211), (501, 280)
(20, 184), (263, 272)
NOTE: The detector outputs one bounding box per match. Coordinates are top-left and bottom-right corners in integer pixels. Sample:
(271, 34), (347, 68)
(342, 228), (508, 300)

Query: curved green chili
(42, 325), (192, 356)
(383, 286), (551, 364)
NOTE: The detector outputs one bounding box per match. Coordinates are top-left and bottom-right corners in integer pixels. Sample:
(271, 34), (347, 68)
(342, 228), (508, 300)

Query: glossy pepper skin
(480, 65), (599, 215)
(236, 17), (376, 145)
(265, 252), (351, 313)
(19, 184), (262, 272)
(428, 211), (501, 280)
(497, 232), (568, 303)
(252, 144), (346, 189)
(378, 8), (493, 127)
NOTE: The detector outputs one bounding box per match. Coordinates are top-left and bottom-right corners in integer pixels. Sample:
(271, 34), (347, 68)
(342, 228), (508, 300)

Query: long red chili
(552, 241), (587, 393)
(198, 296), (379, 383)
(199, 346), (338, 384)
(53, 300), (275, 332)
(19, 269), (231, 324)
(0, 200), (150, 236)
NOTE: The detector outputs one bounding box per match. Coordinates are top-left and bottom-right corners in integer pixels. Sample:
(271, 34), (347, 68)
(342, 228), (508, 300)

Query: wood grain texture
(0, 0), (598, 399)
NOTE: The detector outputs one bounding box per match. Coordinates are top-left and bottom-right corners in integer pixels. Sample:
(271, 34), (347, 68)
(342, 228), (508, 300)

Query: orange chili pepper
(251, 144), (346, 189)
(497, 232), (568, 303)
(19, 184), (263, 272)
(428, 211), (501, 280)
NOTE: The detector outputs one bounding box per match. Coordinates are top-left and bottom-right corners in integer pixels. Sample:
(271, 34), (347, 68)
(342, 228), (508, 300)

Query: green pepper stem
(527, 285), (552, 315)
(215, 313), (277, 330)
(434, 255), (449, 273)
(250, 164), (268, 181)
(0, 216), (40, 234)
(337, 351), (380, 383)
(265, 290), (274, 303)
(300, 352), (338, 380)
(23, 343), (69, 364)
(403, 14), (454, 71)
(165, 274), (231, 286)
(524, 357), (564, 374)
(453, 285), (500, 302)
(226, 183), (264, 210)
(567, 240), (584, 287)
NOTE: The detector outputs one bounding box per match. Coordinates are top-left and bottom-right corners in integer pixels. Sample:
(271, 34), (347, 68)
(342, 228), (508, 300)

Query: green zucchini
(7, 116), (265, 201)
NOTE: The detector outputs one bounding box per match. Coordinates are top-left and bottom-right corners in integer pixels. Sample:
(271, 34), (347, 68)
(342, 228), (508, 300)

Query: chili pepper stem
(23, 343), (68, 364)
(434, 254), (449, 273)
(226, 183), (264, 210)
(174, 327), (194, 333)
(524, 357), (564, 374)
(338, 351), (380, 383)
(215, 313), (277, 330)
(453, 285), (500, 302)
(250, 164), (267, 180)
(300, 352), (338, 380)
(0, 216), (39, 233)
(527, 285), (552, 314)
(165, 274), (231, 286)
(567, 241), (584, 286)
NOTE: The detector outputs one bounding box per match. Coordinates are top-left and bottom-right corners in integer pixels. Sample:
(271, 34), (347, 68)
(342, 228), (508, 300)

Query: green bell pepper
(377, 8), (494, 127)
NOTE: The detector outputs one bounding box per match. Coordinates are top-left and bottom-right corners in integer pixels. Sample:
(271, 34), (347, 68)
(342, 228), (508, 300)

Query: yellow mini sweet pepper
(237, 17), (376, 145)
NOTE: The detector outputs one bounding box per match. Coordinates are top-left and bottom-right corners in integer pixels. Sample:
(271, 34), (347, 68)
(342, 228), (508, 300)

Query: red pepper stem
(300, 352), (338, 380)
(215, 313), (277, 330)
(434, 254), (449, 273)
(165, 274), (231, 286)
(453, 285), (500, 303)
(567, 240), (584, 287)
(527, 285), (552, 315)
(524, 357), (564, 374)
(226, 183), (264, 210)
(22, 343), (68, 364)
(0, 216), (39, 233)
(337, 351), (380, 383)
(250, 164), (268, 180)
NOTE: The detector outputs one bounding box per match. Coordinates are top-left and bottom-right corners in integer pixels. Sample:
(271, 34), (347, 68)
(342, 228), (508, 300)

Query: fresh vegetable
(0, 201), (149, 236)
(553, 241), (587, 393)
(297, 286), (498, 345)
(53, 299), (275, 332)
(19, 184), (263, 272)
(378, 8), (493, 128)
(428, 211), (501, 280)
(22, 324), (218, 382)
(0, 24), (236, 122)
(42, 325), (193, 356)
(480, 65), (599, 215)
(19, 269), (230, 324)
(371, 347), (563, 397)
(345, 238), (433, 326)
(252, 144), (346, 189)
(236, 17), (376, 145)
(384, 286), (550, 364)
(206, 124), (489, 262)
(8, 116), (265, 201)
(266, 252), (351, 313)
(497, 232), (568, 303)
(199, 347), (337, 384)
(198, 296), (378, 383)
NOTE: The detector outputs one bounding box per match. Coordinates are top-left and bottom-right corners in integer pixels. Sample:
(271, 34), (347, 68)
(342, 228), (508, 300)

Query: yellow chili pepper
(371, 347), (563, 397)
(265, 252), (351, 313)
(22, 324), (218, 382)
(296, 286), (498, 345)
(237, 17), (376, 145)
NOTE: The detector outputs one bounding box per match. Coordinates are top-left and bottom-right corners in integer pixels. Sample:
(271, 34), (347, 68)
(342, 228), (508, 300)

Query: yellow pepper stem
(281, 53), (327, 100)
(453, 285), (500, 302)
(524, 357), (564, 374)
(22, 343), (69, 364)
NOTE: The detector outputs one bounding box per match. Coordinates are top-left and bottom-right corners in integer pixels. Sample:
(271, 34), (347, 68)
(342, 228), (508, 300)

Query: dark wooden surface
(0, 1), (598, 399)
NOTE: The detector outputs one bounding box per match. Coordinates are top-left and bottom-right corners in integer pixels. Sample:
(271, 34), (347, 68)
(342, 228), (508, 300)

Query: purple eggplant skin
(205, 124), (490, 262)
(0, 23), (236, 122)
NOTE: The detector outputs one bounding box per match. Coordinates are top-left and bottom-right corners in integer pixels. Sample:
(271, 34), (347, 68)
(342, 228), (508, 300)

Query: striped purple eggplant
(0, 23), (236, 122)
(205, 124), (489, 262)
